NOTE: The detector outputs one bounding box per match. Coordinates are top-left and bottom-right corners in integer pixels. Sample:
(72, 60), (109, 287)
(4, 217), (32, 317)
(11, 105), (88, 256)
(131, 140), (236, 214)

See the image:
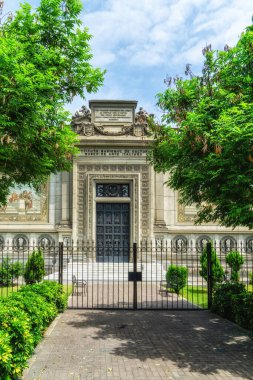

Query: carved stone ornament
(133, 125), (144, 137)
(94, 125), (133, 136)
(72, 105), (150, 137)
(83, 124), (94, 136)
(72, 106), (92, 134)
(135, 107), (149, 125)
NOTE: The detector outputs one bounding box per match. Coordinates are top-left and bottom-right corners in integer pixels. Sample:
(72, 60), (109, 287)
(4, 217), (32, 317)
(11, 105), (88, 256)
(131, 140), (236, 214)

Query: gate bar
(207, 242), (213, 309)
(58, 242), (63, 285)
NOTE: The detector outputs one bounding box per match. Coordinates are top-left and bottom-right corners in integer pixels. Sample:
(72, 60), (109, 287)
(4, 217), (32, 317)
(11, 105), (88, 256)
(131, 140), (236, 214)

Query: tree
(225, 251), (244, 282)
(0, 0), (104, 205)
(199, 246), (224, 286)
(0, 259), (23, 286)
(149, 24), (253, 229)
(24, 249), (45, 284)
(166, 265), (188, 294)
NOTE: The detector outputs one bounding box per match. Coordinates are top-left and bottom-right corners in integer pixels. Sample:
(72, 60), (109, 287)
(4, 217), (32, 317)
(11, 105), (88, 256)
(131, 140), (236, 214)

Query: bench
(159, 280), (170, 296)
(72, 275), (87, 295)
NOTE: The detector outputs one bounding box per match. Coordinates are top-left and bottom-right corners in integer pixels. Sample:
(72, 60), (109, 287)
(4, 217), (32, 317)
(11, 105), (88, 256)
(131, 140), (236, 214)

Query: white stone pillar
(154, 172), (166, 226)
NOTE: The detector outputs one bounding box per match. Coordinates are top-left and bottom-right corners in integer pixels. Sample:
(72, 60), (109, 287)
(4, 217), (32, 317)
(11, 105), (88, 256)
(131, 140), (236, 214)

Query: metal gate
(59, 241), (219, 310)
(1, 241), (252, 311)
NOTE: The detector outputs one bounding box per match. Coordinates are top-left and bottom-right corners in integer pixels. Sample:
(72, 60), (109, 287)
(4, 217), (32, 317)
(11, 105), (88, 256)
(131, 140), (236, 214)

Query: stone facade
(0, 99), (252, 250)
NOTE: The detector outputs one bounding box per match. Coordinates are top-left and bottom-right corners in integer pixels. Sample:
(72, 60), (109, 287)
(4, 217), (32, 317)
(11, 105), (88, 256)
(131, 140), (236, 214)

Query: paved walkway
(23, 310), (253, 380)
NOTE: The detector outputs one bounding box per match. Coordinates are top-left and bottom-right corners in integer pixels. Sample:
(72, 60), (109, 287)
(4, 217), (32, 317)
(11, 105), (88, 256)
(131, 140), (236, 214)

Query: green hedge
(212, 282), (253, 332)
(0, 281), (67, 379)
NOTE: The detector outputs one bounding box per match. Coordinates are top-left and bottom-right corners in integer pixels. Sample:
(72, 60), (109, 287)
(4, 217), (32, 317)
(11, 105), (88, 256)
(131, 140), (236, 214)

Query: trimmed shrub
(19, 280), (67, 312)
(225, 251), (244, 282)
(200, 246), (224, 286)
(4, 291), (57, 344)
(24, 249), (45, 285)
(0, 259), (23, 286)
(0, 281), (68, 379)
(166, 265), (188, 294)
(0, 304), (34, 378)
(0, 330), (12, 379)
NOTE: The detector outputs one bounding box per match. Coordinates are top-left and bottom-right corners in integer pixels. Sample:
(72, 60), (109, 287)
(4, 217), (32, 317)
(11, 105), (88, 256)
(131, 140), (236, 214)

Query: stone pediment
(71, 100), (150, 137)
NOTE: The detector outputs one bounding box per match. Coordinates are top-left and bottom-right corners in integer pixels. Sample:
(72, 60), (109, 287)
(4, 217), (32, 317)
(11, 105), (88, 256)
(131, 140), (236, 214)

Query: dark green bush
(212, 282), (247, 321)
(166, 265), (188, 294)
(24, 249), (45, 284)
(200, 246), (224, 286)
(0, 259), (23, 286)
(233, 292), (253, 331)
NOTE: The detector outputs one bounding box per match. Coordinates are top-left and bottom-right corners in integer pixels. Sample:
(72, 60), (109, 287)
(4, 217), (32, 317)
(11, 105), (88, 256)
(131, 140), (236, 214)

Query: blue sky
(5, 0), (253, 118)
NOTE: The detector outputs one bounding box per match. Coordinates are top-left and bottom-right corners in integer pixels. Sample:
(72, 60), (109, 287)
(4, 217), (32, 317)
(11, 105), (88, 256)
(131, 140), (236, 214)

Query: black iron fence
(0, 240), (252, 310)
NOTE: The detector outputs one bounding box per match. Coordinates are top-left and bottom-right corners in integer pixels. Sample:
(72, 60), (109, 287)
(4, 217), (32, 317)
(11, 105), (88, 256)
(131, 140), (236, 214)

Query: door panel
(96, 203), (130, 262)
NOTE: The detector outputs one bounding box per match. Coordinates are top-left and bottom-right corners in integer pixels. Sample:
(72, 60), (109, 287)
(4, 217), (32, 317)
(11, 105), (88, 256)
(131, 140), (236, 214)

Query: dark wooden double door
(96, 203), (130, 262)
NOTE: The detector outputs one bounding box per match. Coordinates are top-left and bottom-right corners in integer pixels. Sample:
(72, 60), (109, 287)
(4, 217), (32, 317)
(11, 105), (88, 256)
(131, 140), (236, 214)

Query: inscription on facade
(80, 148), (148, 157)
(94, 108), (133, 124)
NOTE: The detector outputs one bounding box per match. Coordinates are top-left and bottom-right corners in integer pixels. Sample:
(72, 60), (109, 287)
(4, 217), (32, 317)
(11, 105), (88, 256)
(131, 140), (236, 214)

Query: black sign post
(128, 242), (142, 309)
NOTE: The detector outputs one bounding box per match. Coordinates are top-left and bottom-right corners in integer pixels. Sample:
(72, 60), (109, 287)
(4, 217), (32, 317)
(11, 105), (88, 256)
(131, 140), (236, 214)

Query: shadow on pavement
(67, 310), (253, 379)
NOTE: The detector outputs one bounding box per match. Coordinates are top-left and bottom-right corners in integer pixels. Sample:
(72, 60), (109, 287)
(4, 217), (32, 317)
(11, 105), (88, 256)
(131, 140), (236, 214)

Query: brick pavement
(22, 310), (253, 380)
(68, 282), (194, 309)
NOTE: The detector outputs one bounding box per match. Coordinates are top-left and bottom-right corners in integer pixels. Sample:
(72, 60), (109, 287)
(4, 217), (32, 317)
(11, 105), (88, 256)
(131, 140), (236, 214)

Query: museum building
(0, 99), (252, 254)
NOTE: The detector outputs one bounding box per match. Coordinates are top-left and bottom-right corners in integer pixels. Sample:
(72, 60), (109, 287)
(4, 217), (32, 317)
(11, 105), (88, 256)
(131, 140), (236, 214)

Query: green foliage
(225, 251), (244, 281)
(4, 291), (57, 344)
(249, 272), (253, 285)
(150, 24), (253, 229)
(200, 246), (224, 286)
(0, 259), (23, 286)
(0, 280), (68, 378)
(0, 0), (105, 206)
(19, 280), (67, 312)
(233, 292), (253, 331)
(0, 331), (13, 379)
(24, 250), (45, 284)
(166, 265), (188, 294)
(212, 282), (253, 331)
(0, 304), (34, 378)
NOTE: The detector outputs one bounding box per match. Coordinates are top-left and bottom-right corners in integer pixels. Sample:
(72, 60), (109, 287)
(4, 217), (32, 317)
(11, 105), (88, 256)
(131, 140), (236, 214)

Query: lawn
(180, 286), (208, 309)
(0, 285), (19, 298)
(179, 283), (252, 309)
(63, 283), (73, 297)
(0, 283), (73, 298)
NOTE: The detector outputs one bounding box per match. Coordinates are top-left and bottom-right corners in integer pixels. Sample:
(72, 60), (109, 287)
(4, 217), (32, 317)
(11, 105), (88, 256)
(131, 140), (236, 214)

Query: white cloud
(6, 0), (253, 117)
(83, 0), (252, 69)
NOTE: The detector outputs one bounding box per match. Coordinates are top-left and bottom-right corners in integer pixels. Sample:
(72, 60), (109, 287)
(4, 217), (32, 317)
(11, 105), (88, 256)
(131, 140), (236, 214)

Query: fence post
(133, 242), (137, 310)
(58, 242), (63, 285)
(207, 242), (213, 309)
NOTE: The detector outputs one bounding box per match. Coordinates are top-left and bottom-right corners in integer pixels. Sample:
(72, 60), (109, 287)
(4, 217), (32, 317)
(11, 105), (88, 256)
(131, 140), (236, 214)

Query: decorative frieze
(177, 203), (197, 223)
